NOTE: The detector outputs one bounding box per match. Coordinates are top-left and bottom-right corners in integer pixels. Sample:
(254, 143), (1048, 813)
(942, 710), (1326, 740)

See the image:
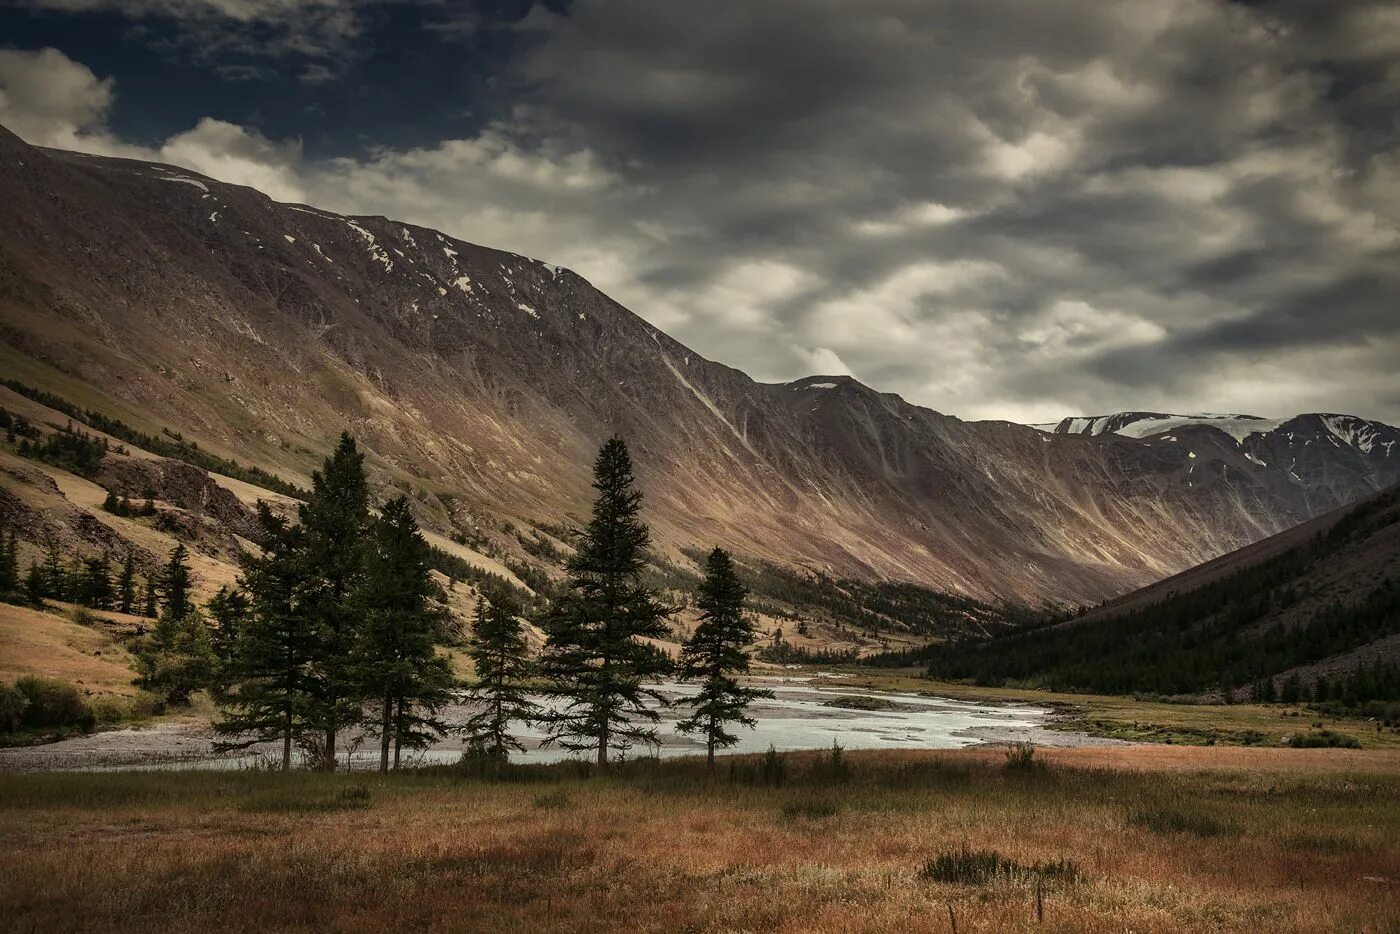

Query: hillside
(2, 123), (1398, 613)
(922, 484), (1400, 701)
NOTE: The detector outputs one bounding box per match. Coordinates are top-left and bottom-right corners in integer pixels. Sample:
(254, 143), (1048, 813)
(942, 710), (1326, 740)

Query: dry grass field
(1, 746), (1396, 933)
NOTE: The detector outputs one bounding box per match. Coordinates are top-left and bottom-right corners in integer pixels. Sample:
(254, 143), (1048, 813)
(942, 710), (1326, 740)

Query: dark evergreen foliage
(299, 432), (371, 770)
(160, 544), (193, 620)
(213, 506), (321, 769)
(539, 437), (675, 767)
(462, 591), (539, 762)
(352, 496), (456, 772)
(675, 548), (773, 767)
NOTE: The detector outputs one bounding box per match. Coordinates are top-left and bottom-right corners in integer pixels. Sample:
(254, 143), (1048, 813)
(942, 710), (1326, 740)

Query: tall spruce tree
(117, 553), (137, 614)
(206, 586), (251, 698)
(81, 556), (113, 609)
(214, 507), (320, 770)
(352, 497), (455, 772)
(539, 437), (674, 768)
(675, 548), (772, 768)
(0, 529), (18, 595)
(41, 549), (63, 601)
(300, 433), (371, 770)
(161, 544), (193, 619)
(462, 591), (539, 764)
(141, 577), (159, 618)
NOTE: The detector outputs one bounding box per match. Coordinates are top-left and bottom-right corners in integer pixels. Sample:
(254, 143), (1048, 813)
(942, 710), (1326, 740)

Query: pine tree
(117, 554), (137, 614)
(462, 591), (539, 764)
(40, 549), (62, 602)
(539, 437), (674, 768)
(214, 506), (320, 769)
(352, 497), (455, 772)
(141, 577), (159, 618)
(161, 544), (193, 619)
(0, 529), (18, 594)
(206, 586), (251, 697)
(300, 432), (371, 771)
(81, 556), (113, 609)
(135, 608), (217, 705)
(675, 547), (773, 768)
(24, 561), (45, 604)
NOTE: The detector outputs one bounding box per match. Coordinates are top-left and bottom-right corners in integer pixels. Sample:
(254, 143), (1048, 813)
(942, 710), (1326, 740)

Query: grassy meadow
(2, 746), (1397, 933)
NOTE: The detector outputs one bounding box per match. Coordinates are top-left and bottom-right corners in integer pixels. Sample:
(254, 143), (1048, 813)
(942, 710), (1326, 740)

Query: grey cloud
(3, 0), (1397, 424)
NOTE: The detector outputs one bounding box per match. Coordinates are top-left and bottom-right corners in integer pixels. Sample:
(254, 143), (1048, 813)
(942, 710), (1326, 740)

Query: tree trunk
(379, 692), (392, 774)
(282, 710), (292, 771)
(597, 721), (609, 771)
(324, 721), (336, 772)
(707, 731), (715, 770)
(392, 696), (403, 770)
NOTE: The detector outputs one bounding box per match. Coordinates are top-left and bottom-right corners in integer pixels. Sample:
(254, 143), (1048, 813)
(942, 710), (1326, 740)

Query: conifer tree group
(214, 435), (454, 772)
(3, 429), (776, 772)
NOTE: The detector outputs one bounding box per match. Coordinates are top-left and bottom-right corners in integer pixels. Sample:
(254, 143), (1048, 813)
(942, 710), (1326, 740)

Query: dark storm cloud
(0, 0), (1396, 421)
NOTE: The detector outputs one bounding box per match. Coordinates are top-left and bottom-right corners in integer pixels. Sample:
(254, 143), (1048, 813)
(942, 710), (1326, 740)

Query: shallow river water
(0, 676), (1101, 773)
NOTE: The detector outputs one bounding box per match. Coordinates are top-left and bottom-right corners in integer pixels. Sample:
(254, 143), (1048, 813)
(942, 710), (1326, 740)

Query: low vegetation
(0, 747), (1395, 931)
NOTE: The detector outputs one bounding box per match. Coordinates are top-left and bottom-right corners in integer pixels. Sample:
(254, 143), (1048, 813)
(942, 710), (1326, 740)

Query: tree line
(95, 433), (772, 772)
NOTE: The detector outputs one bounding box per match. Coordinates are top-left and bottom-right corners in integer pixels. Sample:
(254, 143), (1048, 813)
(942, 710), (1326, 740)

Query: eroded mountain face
(2, 124), (1396, 605)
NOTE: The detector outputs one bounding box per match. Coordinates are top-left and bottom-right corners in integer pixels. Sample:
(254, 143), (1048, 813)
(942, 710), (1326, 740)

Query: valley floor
(1, 746), (1397, 932)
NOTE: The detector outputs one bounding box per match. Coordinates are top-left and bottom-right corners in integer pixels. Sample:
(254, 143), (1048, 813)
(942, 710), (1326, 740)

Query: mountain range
(2, 122), (1397, 612)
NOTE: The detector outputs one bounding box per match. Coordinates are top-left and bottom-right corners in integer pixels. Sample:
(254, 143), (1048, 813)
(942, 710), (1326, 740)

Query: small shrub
(1289, 729), (1361, 749)
(68, 606), (97, 627)
(15, 676), (94, 732)
(761, 745), (788, 787)
(921, 847), (1082, 887)
(0, 682), (28, 733)
(809, 741), (851, 785)
(1129, 806), (1231, 837)
(781, 798), (840, 820)
(1003, 742), (1043, 773)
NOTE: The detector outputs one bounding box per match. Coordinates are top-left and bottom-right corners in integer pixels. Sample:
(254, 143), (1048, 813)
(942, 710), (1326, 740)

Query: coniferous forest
(0, 431), (777, 768)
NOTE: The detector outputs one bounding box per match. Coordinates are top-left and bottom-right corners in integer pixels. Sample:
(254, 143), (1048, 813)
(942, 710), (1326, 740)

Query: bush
(760, 745), (788, 787)
(14, 676), (94, 731)
(1003, 742), (1044, 773)
(1288, 729), (1361, 749)
(87, 692), (162, 726)
(0, 682), (28, 732)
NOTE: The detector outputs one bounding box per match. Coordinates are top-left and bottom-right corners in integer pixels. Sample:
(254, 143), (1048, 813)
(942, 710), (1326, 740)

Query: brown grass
(0, 602), (140, 697)
(0, 747), (1396, 932)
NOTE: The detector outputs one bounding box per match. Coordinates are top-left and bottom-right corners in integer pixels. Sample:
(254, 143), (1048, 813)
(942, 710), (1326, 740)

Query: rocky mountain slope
(2, 123), (1398, 606)
(924, 483), (1400, 699)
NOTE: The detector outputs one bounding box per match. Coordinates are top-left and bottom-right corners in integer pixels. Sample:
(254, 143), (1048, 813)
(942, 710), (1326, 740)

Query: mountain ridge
(2, 124), (1398, 606)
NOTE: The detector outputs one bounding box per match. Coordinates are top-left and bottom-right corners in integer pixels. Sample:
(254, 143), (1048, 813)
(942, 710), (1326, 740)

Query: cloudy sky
(1, 0), (1397, 423)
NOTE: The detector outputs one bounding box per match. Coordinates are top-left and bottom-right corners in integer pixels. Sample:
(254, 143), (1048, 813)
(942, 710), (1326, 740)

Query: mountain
(1042, 411), (1398, 513)
(2, 122), (1398, 609)
(924, 483), (1400, 700)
